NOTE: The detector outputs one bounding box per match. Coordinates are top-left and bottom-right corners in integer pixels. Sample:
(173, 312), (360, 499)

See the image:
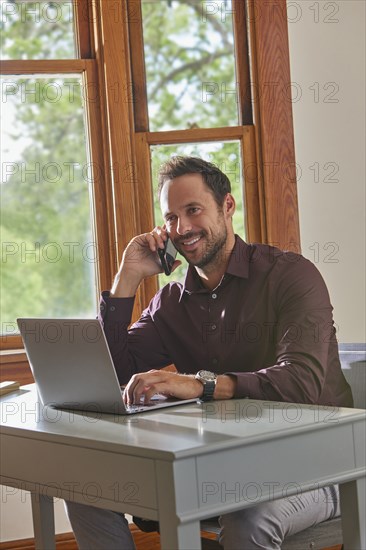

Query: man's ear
(224, 193), (236, 216)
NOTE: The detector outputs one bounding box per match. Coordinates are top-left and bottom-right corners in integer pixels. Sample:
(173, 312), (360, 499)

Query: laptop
(17, 318), (198, 415)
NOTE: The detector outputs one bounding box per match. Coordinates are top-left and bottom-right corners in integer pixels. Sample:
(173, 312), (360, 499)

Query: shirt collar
(179, 235), (250, 301)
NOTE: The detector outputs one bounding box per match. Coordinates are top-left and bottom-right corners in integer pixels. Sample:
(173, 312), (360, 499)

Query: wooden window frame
(0, 0), (300, 372)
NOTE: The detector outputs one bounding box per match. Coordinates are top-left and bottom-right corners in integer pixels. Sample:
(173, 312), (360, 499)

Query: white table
(1, 385), (365, 550)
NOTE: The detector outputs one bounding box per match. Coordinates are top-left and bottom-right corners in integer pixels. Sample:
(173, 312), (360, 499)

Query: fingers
(117, 227), (172, 285)
(123, 371), (202, 406)
(123, 370), (166, 405)
(144, 227), (168, 253)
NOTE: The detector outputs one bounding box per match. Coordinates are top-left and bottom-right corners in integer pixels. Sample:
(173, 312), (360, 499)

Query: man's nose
(176, 216), (192, 235)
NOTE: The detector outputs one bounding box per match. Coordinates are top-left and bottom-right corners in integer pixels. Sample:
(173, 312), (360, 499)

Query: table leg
(340, 477), (365, 550)
(31, 493), (56, 550)
(159, 518), (201, 550)
(155, 458), (202, 549)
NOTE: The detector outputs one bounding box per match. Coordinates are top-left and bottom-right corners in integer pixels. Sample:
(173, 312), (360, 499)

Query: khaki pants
(65, 485), (340, 550)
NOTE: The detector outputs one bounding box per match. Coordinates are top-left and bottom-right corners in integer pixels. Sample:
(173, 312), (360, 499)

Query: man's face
(160, 173), (234, 269)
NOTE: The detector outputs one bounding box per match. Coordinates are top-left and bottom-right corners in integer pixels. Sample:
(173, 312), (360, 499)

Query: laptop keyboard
(125, 394), (169, 413)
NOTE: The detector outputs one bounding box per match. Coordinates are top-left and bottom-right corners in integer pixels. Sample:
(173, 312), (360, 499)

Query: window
(1, 0), (76, 59)
(0, 0), (115, 349)
(1, 0), (300, 359)
(141, 0), (239, 131)
(1, 74), (97, 328)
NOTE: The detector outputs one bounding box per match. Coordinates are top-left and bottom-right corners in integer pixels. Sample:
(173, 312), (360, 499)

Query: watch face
(198, 370), (217, 381)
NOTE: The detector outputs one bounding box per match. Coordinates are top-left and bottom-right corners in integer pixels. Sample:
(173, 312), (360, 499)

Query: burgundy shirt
(100, 236), (353, 406)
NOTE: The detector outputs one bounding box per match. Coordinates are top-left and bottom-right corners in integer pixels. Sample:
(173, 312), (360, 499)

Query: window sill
(0, 349), (27, 364)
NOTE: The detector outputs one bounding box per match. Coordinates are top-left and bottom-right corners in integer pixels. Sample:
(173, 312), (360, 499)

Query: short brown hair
(157, 156), (231, 206)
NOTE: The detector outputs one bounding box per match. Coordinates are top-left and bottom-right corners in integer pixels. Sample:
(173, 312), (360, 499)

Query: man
(66, 156), (352, 549)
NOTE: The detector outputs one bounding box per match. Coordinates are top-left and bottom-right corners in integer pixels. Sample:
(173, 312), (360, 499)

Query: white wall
(287, 0), (366, 342)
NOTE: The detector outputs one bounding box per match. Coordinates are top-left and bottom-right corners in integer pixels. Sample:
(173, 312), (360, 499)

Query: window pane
(0, 0), (76, 59)
(150, 141), (245, 286)
(142, 0), (238, 131)
(1, 75), (97, 337)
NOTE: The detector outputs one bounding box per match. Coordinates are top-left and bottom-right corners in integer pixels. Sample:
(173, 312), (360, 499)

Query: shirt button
(212, 293), (217, 299)
(211, 324), (217, 331)
(110, 306), (115, 312)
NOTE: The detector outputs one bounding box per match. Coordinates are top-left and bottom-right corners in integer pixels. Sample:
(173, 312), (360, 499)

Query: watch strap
(201, 379), (216, 401)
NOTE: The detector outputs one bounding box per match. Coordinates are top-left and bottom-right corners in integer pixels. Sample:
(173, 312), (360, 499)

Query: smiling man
(65, 156), (352, 549)
(161, 172), (234, 274)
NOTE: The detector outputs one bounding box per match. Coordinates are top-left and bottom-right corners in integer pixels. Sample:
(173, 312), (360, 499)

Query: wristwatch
(195, 370), (218, 401)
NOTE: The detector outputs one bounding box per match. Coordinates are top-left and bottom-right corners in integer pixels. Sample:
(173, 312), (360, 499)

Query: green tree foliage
(1, 74), (97, 328)
(142, 0), (238, 131)
(1, 2), (95, 331)
(0, 0), (75, 60)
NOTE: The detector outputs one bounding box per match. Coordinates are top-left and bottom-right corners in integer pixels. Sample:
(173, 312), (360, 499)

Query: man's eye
(189, 207), (199, 214)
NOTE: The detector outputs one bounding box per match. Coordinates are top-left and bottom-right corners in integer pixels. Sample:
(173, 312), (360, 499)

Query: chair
(134, 344), (365, 549)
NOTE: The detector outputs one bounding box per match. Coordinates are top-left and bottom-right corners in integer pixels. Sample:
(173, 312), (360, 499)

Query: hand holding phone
(158, 237), (178, 276)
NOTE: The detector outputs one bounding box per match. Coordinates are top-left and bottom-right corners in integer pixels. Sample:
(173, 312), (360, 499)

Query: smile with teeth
(183, 236), (201, 246)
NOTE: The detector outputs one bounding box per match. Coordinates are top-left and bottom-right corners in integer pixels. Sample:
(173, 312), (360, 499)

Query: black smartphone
(157, 238), (177, 276)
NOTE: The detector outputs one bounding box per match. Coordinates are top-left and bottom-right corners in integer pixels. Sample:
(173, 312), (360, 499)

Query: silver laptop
(17, 318), (197, 415)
